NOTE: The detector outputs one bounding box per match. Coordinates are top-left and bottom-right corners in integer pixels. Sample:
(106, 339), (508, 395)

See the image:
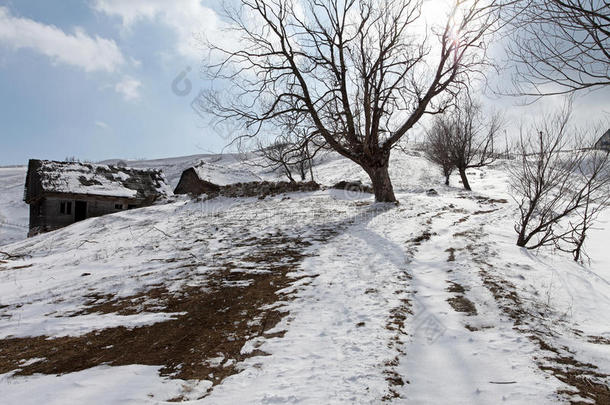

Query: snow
(199, 182), (577, 404)
(206, 206), (408, 403)
(0, 202), (203, 338)
(387, 193), (563, 404)
(192, 161), (262, 186)
(100, 154), (216, 187)
(585, 209), (610, 273)
(1, 149), (609, 403)
(0, 166), (29, 246)
(0, 365), (210, 405)
(0, 310), (185, 339)
(37, 161), (140, 198)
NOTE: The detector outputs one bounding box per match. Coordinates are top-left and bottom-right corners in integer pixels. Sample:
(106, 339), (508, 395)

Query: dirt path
(361, 196), (558, 404)
(203, 193), (610, 404)
(198, 203), (417, 403)
(395, 193), (610, 404)
(466, 211), (610, 404)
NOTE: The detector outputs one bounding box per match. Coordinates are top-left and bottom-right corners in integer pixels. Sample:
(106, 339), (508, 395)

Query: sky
(0, 0), (608, 166)
(0, 0), (231, 165)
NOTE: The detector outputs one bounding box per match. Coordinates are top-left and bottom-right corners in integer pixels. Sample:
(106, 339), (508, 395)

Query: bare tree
(504, 0), (610, 97)
(253, 133), (322, 182)
(425, 119), (456, 186)
(510, 104), (610, 257)
(203, 0), (503, 202)
(257, 138), (299, 182)
(426, 97), (502, 190)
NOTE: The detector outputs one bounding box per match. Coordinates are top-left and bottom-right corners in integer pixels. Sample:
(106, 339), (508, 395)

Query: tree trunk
(366, 163), (397, 203)
(516, 232), (527, 247)
(458, 168), (471, 191)
(282, 162), (295, 183)
(573, 226), (587, 262)
(444, 174), (450, 186)
(306, 144), (315, 182)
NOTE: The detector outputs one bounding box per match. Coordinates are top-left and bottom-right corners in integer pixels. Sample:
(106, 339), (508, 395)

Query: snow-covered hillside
(0, 154), (258, 246)
(1, 150), (609, 404)
(0, 166), (29, 245)
(0, 150), (426, 247)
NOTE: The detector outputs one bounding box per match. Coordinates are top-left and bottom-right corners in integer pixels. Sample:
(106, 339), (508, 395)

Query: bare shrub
(510, 103), (610, 261)
(253, 134), (321, 182)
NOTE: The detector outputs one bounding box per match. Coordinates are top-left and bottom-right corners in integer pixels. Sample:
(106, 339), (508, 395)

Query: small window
(127, 204), (136, 210)
(115, 204), (123, 210)
(60, 201), (72, 215)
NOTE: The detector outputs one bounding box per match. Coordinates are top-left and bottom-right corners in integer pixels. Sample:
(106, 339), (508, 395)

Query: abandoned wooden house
(594, 129), (610, 151)
(174, 161), (261, 195)
(24, 159), (171, 236)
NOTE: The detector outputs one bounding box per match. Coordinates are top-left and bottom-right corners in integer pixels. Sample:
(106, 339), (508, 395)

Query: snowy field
(0, 151), (609, 404)
(0, 166), (29, 246)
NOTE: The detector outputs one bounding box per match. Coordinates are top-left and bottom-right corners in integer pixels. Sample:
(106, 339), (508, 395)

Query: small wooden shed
(24, 159), (171, 236)
(174, 161), (261, 195)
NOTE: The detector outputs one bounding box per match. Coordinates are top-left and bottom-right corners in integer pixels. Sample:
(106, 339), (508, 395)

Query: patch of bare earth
(446, 281), (477, 317)
(586, 335), (610, 345)
(0, 229), (338, 401)
(382, 274), (412, 401)
(445, 247), (456, 262)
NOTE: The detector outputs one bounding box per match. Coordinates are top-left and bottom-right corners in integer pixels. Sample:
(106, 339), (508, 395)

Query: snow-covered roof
(25, 159), (172, 202)
(191, 161), (262, 186)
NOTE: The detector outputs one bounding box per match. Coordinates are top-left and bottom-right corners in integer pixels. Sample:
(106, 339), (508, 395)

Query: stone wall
(211, 181), (320, 199)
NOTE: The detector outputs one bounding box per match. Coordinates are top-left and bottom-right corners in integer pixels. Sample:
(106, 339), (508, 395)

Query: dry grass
(0, 232), (334, 401)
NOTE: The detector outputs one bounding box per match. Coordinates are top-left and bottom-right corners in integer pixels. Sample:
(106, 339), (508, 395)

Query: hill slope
(0, 151), (609, 404)
(0, 166), (28, 245)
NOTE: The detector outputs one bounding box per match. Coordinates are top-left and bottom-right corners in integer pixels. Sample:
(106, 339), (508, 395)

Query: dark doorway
(74, 201), (87, 221)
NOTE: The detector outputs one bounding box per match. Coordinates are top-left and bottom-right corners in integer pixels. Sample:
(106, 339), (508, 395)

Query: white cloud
(95, 120), (110, 129)
(129, 57), (142, 68)
(0, 6), (125, 72)
(114, 76), (142, 101)
(93, 0), (230, 59)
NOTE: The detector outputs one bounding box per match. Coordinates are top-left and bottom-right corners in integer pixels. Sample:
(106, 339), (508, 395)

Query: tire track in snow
(468, 206), (610, 404)
(384, 195), (562, 404)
